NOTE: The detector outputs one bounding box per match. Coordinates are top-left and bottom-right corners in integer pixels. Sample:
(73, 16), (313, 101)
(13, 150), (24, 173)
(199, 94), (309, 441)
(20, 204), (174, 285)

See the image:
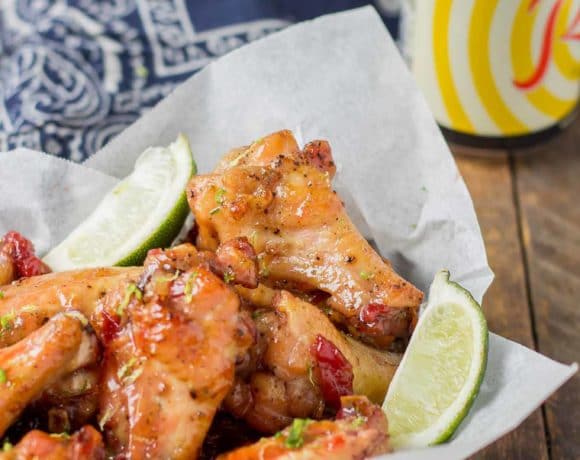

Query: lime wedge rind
(383, 269), (488, 449)
(43, 134), (196, 270)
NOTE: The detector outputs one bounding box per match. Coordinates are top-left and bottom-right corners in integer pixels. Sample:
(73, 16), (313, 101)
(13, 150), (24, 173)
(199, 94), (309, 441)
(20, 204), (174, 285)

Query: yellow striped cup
(403, 0), (579, 145)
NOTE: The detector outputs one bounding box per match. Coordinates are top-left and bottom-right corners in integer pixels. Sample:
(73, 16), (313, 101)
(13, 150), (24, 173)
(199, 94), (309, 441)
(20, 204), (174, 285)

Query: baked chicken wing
(218, 395), (390, 460)
(0, 426), (104, 460)
(0, 313), (89, 436)
(187, 130), (423, 348)
(94, 245), (247, 459)
(225, 288), (399, 434)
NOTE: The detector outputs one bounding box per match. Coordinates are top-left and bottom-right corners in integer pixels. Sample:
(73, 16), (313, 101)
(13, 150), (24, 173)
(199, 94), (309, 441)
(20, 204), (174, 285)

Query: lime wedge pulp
(43, 134), (196, 270)
(382, 270), (488, 449)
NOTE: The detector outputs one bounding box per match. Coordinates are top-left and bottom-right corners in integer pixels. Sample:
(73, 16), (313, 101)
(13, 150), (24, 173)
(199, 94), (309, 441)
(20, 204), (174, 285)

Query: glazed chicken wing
(187, 130), (423, 348)
(94, 245), (247, 459)
(0, 426), (105, 460)
(0, 239), (254, 348)
(0, 243), (255, 458)
(225, 288), (399, 434)
(0, 267), (140, 348)
(218, 396), (390, 460)
(0, 313), (89, 436)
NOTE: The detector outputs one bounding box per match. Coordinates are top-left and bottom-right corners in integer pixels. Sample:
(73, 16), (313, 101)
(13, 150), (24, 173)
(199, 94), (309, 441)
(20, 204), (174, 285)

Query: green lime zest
(284, 418), (311, 449)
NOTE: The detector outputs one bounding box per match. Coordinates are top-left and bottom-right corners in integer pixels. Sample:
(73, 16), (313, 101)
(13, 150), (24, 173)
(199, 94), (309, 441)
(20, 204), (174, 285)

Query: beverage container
(401, 0), (580, 148)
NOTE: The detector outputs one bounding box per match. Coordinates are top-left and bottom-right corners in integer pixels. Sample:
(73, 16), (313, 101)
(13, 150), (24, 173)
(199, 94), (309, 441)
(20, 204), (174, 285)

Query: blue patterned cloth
(0, 1), (401, 161)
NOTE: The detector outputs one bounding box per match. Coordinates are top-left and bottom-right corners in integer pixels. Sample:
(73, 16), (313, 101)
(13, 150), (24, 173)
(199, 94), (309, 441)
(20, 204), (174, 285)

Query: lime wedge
(382, 270), (488, 449)
(44, 134), (196, 270)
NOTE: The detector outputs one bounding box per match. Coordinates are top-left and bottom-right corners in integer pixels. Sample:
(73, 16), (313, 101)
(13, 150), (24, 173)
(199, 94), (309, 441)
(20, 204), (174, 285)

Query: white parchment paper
(0, 7), (576, 459)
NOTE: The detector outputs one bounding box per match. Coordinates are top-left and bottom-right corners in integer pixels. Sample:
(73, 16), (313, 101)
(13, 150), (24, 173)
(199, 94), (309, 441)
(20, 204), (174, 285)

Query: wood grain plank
(513, 118), (580, 460)
(453, 147), (548, 460)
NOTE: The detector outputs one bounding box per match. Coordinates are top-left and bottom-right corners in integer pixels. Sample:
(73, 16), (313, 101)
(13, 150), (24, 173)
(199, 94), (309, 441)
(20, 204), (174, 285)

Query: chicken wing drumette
(187, 130), (423, 349)
(93, 244), (251, 459)
(225, 286), (399, 434)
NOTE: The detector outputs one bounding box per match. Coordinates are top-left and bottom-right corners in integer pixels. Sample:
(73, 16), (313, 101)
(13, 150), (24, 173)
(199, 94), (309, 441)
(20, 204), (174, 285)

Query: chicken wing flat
(0, 239), (253, 348)
(218, 395), (390, 460)
(187, 130), (423, 348)
(0, 426), (104, 460)
(0, 267), (140, 348)
(94, 245), (246, 459)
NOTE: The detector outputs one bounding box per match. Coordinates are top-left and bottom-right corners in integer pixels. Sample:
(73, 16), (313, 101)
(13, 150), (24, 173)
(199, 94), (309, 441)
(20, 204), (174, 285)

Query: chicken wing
(94, 245), (246, 459)
(187, 130), (423, 348)
(225, 288), (399, 433)
(218, 395), (390, 460)
(0, 313), (88, 436)
(0, 426), (104, 460)
(0, 238), (255, 349)
(0, 267), (140, 348)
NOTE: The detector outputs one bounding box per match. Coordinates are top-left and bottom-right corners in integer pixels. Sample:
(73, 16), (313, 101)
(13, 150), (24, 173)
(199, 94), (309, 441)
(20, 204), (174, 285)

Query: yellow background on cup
(412, 0), (580, 136)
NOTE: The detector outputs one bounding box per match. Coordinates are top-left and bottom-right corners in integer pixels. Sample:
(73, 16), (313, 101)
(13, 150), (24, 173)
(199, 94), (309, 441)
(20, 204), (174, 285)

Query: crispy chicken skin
(94, 245), (245, 459)
(225, 288), (399, 434)
(0, 426), (105, 460)
(218, 396), (390, 460)
(187, 130), (423, 348)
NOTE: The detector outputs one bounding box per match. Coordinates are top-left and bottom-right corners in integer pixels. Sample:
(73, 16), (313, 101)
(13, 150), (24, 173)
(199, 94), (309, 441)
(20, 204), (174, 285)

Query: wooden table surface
(452, 116), (579, 459)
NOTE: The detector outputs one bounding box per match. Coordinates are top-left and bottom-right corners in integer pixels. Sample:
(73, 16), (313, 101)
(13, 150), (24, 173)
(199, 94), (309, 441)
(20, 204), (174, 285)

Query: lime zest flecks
(258, 255), (270, 277)
(64, 311), (88, 327)
(0, 290), (4, 299)
(249, 230), (258, 248)
(117, 357), (144, 385)
(117, 357), (138, 381)
(223, 269), (235, 284)
(209, 206), (221, 215)
(184, 271), (199, 302)
(98, 406), (116, 430)
(116, 283), (142, 316)
(0, 368), (7, 384)
(125, 367), (143, 385)
(157, 271), (180, 284)
(2, 440), (12, 452)
(215, 188), (226, 205)
(0, 310), (16, 334)
(351, 416), (366, 428)
(360, 271), (374, 280)
(284, 418), (311, 449)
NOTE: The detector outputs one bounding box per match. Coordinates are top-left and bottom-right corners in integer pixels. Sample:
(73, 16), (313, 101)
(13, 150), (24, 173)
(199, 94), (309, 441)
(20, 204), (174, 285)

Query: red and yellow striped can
(404, 0), (580, 147)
